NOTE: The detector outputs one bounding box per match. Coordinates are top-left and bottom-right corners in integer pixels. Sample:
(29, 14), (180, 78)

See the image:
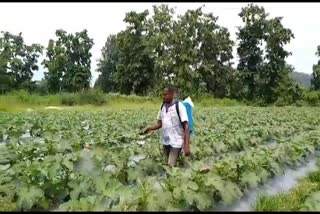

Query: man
(143, 86), (190, 166)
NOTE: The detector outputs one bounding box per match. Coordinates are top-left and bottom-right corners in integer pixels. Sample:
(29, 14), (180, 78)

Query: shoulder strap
(160, 103), (164, 111)
(175, 100), (183, 127)
(159, 103), (164, 119)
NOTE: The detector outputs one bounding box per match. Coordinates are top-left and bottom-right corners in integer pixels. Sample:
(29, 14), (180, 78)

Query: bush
(61, 93), (77, 106)
(9, 90), (31, 103)
(303, 91), (320, 106)
(60, 89), (106, 106)
(294, 100), (307, 107)
(274, 96), (300, 107)
(274, 97), (288, 107)
(195, 95), (243, 107)
(78, 89), (106, 106)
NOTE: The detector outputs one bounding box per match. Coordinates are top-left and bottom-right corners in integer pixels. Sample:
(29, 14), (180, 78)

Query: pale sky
(1, 2), (319, 85)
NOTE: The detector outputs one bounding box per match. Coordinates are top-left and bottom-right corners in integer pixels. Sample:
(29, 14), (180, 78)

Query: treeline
(1, 4), (320, 105)
(93, 3), (320, 104)
(0, 29), (93, 94)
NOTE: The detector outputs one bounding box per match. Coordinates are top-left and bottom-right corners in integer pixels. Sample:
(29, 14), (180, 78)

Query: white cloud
(0, 2), (319, 85)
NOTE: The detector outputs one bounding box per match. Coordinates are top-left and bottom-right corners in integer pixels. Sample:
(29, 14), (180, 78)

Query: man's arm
(143, 120), (162, 134)
(143, 108), (162, 134)
(182, 121), (190, 156)
(178, 102), (190, 156)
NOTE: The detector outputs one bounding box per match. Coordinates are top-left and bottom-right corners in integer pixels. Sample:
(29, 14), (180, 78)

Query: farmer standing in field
(143, 86), (190, 167)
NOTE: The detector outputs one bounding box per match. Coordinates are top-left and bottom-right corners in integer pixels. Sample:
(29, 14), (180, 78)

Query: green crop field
(1, 106), (320, 211)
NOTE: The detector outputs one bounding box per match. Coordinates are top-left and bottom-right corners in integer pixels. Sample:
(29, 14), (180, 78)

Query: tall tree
(262, 17), (294, 103)
(115, 10), (154, 95)
(68, 30), (93, 92)
(43, 29), (94, 93)
(95, 34), (118, 92)
(275, 64), (302, 104)
(237, 4), (294, 103)
(197, 12), (234, 98)
(311, 45), (320, 90)
(146, 4), (175, 94)
(170, 8), (204, 96)
(0, 31), (42, 93)
(96, 5), (235, 98)
(169, 6), (234, 98)
(42, 37), (65, 93)
(237, 4), (268, 101)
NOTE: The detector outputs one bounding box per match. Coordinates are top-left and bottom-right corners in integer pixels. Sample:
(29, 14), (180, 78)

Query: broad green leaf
(241, 171), (261, 188)
(300, 191), (320, 211)
(70, 189), (81, 201)
(145, 190), (172, 211)
(257, 168), (270, 183)
(184, 189), (196, 206)
(187, 181), (199, 191)
(219, 181), (242, 204)
(193, 192), (212, 211)
(17, 186), (44, 210)
(172, 187), (182, 200)
(62, 158), (74, 171)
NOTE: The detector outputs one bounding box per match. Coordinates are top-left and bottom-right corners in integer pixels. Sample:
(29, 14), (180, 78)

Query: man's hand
(183, 142), (191, 157)
(142, 121), (162, 134)
(143, 126), (150, 134)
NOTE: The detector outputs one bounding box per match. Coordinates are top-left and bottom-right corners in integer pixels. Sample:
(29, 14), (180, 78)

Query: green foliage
(171, 7), (235, 98)
(116, 10), (155, 95)
(0, 91), (244, 111)
(0, 4), (315, 106)
(300, 191), (320, 211)
(32, 79), (49, 95)
(254, 180), (318, 211)
(147, 5), (176, 95)
(237, 4), (267, 101)
(273, 65), (303, 106)
(0, 196), (16, 211)
(1, 107), (320, 210)
(237, 4), (294, 103)
(254, 162), (320, 212)
(261, 17), (294, 103)
(10, 89), (32, 103)
(0, 31), (43, 94)
(311, 46), (320, 90)
(196, 96), (243, 107)
(16, 186), (46, 211)
(95, 35), (119, 93)
(43, 29), (94, 93)
(77, 89), (106, 106)
(96, 4), (235, 98)
(61, 93), (77, 106)
(303, 91), (320, 106)
(61, 89), (106, 106)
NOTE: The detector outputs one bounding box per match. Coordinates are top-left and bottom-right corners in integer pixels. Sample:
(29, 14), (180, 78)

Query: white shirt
(157, 101), (189, 148)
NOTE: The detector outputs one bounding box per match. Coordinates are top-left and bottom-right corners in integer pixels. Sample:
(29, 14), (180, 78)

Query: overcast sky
(1, 2), (319, 85)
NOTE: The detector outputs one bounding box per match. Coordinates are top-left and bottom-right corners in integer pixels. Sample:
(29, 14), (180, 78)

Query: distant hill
(289, 72), (312, 88)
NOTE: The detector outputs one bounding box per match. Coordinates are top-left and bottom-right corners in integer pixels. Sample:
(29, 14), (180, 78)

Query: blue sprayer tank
(182, 97), (194, 135)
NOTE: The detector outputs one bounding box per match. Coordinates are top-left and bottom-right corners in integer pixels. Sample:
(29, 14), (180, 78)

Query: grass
(0, 196), (16, 211)
(0, 90), (244, 112)
(0, 91), (160, 112)
(254, 163), (320, 211)
(0, 102), (161, 113)
(194, 96), (243, 107)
